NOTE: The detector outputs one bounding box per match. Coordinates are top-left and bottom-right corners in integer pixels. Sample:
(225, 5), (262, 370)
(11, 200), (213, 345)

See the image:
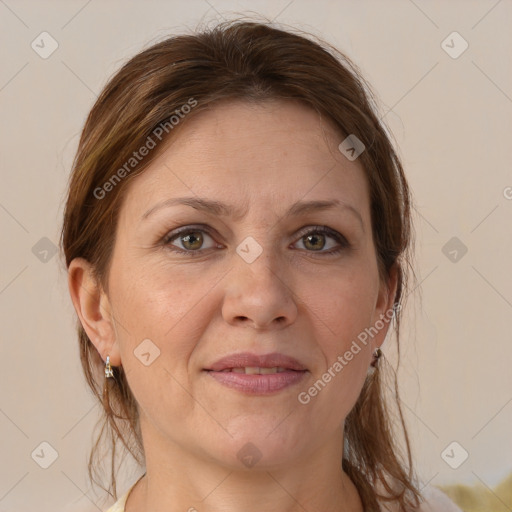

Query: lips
(205, 352), (307, 372)
(204, 352), (308, 394)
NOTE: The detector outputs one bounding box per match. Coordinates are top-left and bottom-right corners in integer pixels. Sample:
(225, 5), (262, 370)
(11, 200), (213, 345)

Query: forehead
(120, 99), (370, 224)
(165, 99), (346, 169)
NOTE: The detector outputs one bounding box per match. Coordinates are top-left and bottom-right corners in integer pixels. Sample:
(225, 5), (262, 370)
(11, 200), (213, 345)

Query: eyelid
(292, 225), (349, 252)
(294, 225), (347, 242)
(162, 225), (221, 250)
(162, 224), (349, 255)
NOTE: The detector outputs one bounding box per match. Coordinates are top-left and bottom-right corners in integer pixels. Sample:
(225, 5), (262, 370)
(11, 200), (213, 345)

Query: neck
(125, 423), (364, 512)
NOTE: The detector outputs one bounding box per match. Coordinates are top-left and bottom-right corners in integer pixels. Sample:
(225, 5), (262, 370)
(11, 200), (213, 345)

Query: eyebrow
(141, 196), (364, 231)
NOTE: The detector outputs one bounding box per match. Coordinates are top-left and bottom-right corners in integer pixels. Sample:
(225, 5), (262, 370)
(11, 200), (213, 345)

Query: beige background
(1, 1), (511, 511)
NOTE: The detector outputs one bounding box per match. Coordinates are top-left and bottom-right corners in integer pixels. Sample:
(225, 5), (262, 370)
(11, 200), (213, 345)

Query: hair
(60, 18), (422, 511)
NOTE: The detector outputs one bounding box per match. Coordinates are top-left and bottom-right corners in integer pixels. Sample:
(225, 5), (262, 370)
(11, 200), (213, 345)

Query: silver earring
(105, 355), (114, 379)
(371, 348), (382, 368)
(367, 348), (382, 376)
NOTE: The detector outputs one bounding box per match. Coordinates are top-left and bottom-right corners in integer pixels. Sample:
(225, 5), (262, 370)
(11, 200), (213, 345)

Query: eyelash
(161, 225), (350, 257)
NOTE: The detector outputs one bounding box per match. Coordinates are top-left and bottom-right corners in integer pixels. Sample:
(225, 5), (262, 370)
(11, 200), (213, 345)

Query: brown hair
(60, 19), (422, 511)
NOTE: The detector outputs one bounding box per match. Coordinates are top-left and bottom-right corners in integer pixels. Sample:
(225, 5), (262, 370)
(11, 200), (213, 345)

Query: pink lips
(204, 352), (308, 395)
(206, 352), (307, 372)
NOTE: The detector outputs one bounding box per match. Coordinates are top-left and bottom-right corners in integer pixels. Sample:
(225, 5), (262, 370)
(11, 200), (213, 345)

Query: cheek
(111, 257), (212, 336)
(298, 290), (372, 431)
(296, 263), (377, 412)
(303, 262), (378, 347)
(108, 260), (216, 391)
(108, 267), (213, 427)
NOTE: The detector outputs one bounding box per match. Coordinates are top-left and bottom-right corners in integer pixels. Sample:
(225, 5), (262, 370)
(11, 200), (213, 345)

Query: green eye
(164, 227), (218, 254)
(163, 225), (349, 256)
(179, 231), (204, 250)
(294, 227), (349, 254)
(303, 232), (326, 251)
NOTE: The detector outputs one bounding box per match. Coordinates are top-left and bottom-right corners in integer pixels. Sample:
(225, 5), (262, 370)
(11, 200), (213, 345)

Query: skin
(68, 99), (397, 512)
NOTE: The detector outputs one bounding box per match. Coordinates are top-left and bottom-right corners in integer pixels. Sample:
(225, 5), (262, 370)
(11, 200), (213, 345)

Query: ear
(371, 263), (399, 351)
(67, 257), (121, 366)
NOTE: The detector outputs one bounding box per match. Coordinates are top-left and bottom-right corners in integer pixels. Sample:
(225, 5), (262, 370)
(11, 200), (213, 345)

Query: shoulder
(375, 478), (463, 512)
(104, 473), (144, 512)
(103, 489), (130, 512)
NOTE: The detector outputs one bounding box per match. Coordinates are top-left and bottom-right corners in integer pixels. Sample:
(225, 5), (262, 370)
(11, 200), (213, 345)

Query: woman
(60, 20), (462, 512)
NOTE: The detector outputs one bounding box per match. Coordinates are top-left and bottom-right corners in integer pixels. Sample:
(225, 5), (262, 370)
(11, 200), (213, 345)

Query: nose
(221, 247), (298, 330)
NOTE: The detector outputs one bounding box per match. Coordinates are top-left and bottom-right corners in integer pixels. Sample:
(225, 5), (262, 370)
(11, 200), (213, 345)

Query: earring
(367, 348), (382, 377)
(105, 355), (114, 379)
(370, 348), (382, 368)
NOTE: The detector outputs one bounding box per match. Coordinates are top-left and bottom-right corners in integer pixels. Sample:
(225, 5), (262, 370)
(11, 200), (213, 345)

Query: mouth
(211, 366), (297, 374)
(203, 352), (308, 394)
(205, 352), (307, 372)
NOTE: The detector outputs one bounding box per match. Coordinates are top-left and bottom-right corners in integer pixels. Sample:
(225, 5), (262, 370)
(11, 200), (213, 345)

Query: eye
(293, 226), (349, 254)
(162, 225), (349, 256)
(163, 227), (219, 254)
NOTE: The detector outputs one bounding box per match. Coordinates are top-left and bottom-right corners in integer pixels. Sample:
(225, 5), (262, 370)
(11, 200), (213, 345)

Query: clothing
(417, 485), (463, 511)
(105, 495), (127, 512)
(104, 474), (144, 512)
(418, 485), (464, 512)
(104, 476), (463, 512)
(377, 484), (463, 511)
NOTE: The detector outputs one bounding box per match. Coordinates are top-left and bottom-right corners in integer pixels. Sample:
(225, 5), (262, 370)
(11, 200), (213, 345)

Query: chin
(209, 431), (304, 471)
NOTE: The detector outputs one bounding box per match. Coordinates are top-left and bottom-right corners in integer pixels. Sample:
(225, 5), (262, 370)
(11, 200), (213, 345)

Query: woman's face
(96, 99), (396, 469)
